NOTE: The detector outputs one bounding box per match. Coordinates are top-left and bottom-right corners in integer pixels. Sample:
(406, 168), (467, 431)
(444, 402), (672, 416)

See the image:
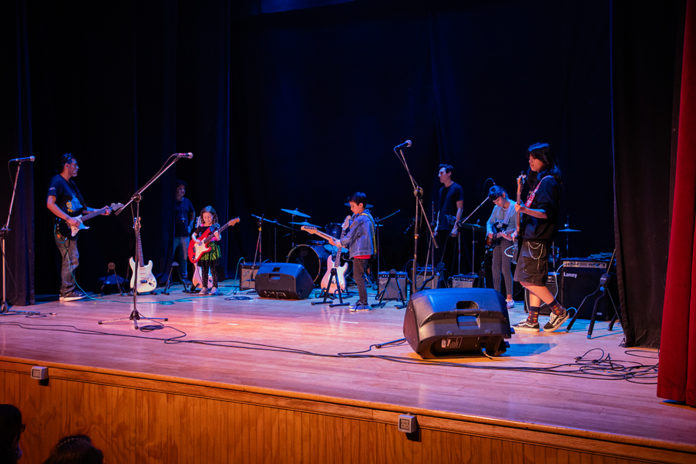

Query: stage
(1, 282), (694, 463)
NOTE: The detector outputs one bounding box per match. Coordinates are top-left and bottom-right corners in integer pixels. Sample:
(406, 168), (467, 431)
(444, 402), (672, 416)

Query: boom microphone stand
(393, 140), (437, 296)
(1, 158), (39, 315)
(99, 152), (192, 329)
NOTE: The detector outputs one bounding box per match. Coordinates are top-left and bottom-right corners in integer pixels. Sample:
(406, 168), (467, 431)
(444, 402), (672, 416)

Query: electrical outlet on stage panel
(31, 366), (49, 385)
(397, 414), (418, 434)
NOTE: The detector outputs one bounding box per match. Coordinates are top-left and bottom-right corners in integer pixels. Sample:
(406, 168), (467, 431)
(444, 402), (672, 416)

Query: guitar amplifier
(239, 263), (260, 290)
(450, 274), (477, 288)
(378, 271), (407, 300)
(415, 267), (442, 291)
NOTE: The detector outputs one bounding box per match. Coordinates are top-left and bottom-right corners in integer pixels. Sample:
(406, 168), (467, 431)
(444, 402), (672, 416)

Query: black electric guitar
(58, 202), (123, 237)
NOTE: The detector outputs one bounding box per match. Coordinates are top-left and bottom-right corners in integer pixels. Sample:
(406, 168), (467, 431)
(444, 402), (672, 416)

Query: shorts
(513, 239), (549, 286)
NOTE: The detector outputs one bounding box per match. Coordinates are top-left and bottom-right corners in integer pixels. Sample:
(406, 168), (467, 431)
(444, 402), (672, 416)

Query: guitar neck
(302, 227), (334, 243)
(203, 219), (238, 245)
(79, 207), (106, 222)
(136, 229), (145, 263)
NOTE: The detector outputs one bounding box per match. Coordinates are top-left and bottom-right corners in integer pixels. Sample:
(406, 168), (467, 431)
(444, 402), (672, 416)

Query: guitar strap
(524, 175), (550, 208)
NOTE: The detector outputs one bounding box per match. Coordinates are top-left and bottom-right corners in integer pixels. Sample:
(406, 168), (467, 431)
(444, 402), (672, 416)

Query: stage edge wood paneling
(1, 357), (694, 464)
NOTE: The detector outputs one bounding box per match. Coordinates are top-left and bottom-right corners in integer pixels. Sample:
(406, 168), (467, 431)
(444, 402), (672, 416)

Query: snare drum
(286, 244), (329, 283)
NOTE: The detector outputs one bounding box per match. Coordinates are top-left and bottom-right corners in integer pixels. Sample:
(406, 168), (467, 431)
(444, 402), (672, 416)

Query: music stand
(98, 153), (191, 329)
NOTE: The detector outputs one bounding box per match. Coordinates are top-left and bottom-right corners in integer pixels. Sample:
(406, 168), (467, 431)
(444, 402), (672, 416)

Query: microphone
(174, 152), (193, 159)
(394, 140), (412, 150)
(9, 156), (35, 163)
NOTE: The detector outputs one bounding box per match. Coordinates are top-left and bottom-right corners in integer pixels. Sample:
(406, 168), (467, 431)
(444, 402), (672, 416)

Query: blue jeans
(491, 239), (513, 296)
(172, 236), (190, 278)
(55, 235), (79, 296)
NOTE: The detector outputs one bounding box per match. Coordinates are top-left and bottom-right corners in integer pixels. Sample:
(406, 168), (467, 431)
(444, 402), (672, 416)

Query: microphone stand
(1, 160), (39, 315)
(99, 153), (188, 329)
(457, 195), (489, 275)
(393, 145), (437, 296)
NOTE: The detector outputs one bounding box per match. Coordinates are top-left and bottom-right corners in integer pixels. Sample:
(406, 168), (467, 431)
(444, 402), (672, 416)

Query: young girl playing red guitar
(191, 206), (221, 295)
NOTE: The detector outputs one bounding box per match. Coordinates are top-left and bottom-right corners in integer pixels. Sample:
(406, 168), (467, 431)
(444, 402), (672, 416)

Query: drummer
(329, 192), (376, 311)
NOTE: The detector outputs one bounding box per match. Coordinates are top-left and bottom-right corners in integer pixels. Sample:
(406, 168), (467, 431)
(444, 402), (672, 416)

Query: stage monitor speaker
(403, 288), (512, 358)
(239, 263), (260, 290)
(378, 271), (407, 300)
(255, 263), (314, 299)
(560, 266), (615, 320)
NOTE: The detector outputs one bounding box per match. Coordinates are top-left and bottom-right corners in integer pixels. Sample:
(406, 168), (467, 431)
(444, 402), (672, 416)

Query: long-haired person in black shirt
(513, 143), (568, 332)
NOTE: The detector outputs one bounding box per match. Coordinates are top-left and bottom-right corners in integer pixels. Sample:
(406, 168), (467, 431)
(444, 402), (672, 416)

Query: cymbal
(289, 221), (320, 228)
(344, 202), (374, 209)
(281, 208), (311, 218)
(459, 222), (484, 230)
(558, 228), (581, 233)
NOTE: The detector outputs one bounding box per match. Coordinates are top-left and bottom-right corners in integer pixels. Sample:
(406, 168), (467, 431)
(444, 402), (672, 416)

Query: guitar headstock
(228, 217), (241, 227)
(301, 225), (317, 233)
(109, 202), (124, 213)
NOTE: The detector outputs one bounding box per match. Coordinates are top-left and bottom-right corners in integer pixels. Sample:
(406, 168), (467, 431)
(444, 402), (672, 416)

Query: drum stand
(312, 267), (349, 307)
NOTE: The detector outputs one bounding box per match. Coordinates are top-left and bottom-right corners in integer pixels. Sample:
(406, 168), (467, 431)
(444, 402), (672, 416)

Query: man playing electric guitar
(47, 153), (114, 301)
(485, 185), (517, 309)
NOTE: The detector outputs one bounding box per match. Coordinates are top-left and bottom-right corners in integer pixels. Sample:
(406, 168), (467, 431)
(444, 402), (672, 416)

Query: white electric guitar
(60, 202), (124, 237)
(129, 218), (157, 294)
(301, 225), (348, 292)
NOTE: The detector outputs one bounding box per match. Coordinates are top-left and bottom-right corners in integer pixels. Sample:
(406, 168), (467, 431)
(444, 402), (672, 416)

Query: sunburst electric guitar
(129, 218), (157, 294)
(301, 225), (348, 292)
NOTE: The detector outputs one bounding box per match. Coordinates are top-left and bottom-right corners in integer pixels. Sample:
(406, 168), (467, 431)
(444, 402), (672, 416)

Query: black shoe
(59, 290), (87, 302)
(543, 309), (569, 332)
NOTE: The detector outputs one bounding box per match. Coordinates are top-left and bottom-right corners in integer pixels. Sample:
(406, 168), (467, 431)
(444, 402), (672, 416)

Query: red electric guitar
(187, 217), (240, 263)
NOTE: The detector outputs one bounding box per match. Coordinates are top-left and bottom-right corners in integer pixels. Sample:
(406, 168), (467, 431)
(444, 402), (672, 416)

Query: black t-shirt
(437, 182), (464, 231)
(47, 175), (86, 238)
(520, 175), (559, 241)
(175, 197), (195, 237)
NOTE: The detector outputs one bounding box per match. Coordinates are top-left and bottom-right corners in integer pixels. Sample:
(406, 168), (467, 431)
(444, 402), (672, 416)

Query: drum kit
(251, 207), (352, 283)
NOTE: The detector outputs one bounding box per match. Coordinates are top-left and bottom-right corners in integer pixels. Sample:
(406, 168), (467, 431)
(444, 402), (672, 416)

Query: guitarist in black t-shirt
(46, 154), (112, 301)
(434, 164), (465, 279)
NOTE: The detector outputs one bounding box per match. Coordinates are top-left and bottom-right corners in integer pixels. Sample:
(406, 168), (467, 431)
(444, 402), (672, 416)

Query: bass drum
(286, 244), (329, 283)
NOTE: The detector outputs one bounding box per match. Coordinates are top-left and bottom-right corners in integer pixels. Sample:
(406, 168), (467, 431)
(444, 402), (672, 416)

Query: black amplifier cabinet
(560, 258), (615, 320)
(403, 288), (512, 358)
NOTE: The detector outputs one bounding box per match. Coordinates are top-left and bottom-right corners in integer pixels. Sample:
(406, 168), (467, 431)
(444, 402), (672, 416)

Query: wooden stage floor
(1, 282), (695, 460)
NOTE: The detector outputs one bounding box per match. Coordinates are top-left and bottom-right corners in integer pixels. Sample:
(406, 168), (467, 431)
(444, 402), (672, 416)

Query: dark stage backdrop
(4, 1), (615, 303)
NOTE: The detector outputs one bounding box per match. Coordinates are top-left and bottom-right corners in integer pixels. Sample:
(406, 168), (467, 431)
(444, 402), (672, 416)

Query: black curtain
(612, 0), (685, 348)
(0, 0), (34, 307)
(5, 0), (615, 298)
